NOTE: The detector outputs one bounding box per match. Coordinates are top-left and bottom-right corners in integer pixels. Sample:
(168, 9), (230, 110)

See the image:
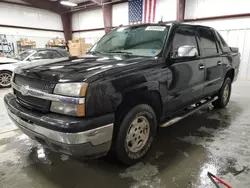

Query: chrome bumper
(7, 108), (113, 146)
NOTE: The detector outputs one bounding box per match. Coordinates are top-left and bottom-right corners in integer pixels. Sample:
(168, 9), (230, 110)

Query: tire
(212, 77), (232, 108)
(0, 71), (12, 88)
(114, 104), (157, 165)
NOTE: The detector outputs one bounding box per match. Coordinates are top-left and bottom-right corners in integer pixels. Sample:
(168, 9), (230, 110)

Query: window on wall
(198, 28), (218, 56)
(171, 26), (198, 58)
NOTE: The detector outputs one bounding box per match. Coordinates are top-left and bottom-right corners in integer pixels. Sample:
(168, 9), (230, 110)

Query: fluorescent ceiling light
(60, 1), (77, 7)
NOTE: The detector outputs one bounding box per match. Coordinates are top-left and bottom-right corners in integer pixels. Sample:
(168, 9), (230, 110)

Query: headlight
(50, 102), (85, 116)
(52, 82), (88, 116)
(54, 82), (88, 97)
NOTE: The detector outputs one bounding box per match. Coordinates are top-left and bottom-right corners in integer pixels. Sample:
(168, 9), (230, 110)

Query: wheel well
(225, 69), (234, 81)
(0, 70), (13, 76)
(114, 91), (162, 126)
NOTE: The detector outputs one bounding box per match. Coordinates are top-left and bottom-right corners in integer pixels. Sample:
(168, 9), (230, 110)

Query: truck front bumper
(4, 93), (114, 157)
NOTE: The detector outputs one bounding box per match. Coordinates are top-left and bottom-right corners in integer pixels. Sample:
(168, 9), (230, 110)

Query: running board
(160, 96), (218, 128)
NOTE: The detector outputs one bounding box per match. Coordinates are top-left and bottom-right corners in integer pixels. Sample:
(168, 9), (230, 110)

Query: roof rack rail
(158, 21), (181, 24)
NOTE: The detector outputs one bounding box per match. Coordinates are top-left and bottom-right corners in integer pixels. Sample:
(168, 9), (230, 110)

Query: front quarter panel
(85, 61), (169, 117)
(0, 63), (16, 72)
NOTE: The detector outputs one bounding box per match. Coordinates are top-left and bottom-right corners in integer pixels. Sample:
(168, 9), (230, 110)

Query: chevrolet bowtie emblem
(20, 85), (29, 96)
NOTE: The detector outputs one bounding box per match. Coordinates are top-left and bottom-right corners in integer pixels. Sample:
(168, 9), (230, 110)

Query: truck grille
(13, 75), (55, 112)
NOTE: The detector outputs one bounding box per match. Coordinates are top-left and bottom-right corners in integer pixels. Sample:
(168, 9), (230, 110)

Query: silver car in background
(0, 48), (70, 87)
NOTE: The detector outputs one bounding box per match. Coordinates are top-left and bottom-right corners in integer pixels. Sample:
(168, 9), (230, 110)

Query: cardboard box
(68, 38), (92, 56)
(69, 47), (81, 56)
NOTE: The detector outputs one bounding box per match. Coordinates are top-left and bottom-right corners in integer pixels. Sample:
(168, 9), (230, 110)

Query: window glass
(14, 50), (35, 61)
(32, 51), (49, 59)
(217, 32), (228, 47)
(32, 51), (62, 60)
(47, 51), (62, 59)
(171, 26), (198, 58)
(198, 28), (218, 56)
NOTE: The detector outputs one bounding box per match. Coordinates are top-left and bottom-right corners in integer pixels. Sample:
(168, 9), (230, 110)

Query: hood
(0, 57), (18, 64)
(14, 55), (157, 83)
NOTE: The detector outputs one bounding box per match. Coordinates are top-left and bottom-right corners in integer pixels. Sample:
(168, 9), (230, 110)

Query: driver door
(165, 26), (206, 114)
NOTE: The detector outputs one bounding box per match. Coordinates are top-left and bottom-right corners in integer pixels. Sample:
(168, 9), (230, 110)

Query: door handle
(217, 61), (222, 66)
(199, 64), (205, 70)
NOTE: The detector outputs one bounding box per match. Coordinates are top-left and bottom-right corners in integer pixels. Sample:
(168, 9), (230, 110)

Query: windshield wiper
(86, 51), (103, 55)
(106, 50), (133, 55)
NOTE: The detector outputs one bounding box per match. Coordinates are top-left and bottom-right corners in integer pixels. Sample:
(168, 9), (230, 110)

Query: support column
(177, 0), (185, 22)
(61, 12), (72, 41)
(102, 2), (112, 33)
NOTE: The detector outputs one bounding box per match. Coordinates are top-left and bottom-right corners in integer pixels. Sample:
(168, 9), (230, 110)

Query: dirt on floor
(1, 81), (250, 188)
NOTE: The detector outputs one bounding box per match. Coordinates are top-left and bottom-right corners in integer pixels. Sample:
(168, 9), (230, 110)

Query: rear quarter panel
(221, 51), (240, 82)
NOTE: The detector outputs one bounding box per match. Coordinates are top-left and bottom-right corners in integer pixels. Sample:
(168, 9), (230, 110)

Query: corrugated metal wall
(219, 29), (250, 80)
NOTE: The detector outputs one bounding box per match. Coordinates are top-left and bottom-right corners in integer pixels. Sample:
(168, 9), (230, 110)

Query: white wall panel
(73, 30), (105, 38)
(73, 30), (105, 44)
(112, 2), (129, 26)
(0, 27), (64, 38)
(155, 0), (177, 22)
(185, 0), (250, 19)
(72, 8), (104, 31)
(0, 3), (63, 30)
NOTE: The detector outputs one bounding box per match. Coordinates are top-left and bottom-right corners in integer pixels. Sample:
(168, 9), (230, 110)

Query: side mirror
(172, 45), (198, 59)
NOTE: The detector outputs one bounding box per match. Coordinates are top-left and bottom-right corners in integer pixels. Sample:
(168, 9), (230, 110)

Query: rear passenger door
(197, 27), (223, 96)
(165, 26), (205, 114)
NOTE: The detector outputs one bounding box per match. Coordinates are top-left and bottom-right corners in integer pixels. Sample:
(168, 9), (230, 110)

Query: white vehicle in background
(0, 48), (70, 87)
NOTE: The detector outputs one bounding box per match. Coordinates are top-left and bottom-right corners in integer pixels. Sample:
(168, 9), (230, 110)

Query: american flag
(129, 0), (156, 25)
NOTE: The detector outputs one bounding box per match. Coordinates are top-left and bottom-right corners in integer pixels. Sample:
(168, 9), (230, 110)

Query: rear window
(218, 33), (228, 47)
(198, 28), (218, 56)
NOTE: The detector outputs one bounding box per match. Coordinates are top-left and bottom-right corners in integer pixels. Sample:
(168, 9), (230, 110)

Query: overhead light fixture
(60, 0), (77, 7)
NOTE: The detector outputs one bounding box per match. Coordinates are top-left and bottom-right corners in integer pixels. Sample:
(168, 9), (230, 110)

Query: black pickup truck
(4, 22), (240, 165)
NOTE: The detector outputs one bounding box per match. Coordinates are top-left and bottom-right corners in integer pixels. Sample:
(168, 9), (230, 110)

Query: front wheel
(114, 104), (157, 165)
(212, 77), (232, 108)
(0, 71), (12, 88)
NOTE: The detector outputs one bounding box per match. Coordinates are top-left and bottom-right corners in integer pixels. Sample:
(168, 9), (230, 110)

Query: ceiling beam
(90, 0), (102, 5)
(18, 0), (69, 14)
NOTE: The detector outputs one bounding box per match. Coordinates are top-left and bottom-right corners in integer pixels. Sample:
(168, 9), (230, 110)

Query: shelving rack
(0, 36), (14, 56)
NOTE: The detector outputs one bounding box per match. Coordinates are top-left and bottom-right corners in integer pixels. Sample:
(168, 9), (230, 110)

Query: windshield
(90, 25), (169, 57)
(14, 50), (35, 61)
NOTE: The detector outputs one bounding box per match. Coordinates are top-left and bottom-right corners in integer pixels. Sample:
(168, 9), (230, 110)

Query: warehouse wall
(72, 0), (177, 43)
(185, 0), (250, 19)
(72, 8), (104, 44)
(0, 2), (64, 54)
(185, 0), (250, 80)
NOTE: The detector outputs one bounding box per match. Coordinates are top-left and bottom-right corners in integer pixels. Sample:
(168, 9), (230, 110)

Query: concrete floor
(1, 81), (250, 188)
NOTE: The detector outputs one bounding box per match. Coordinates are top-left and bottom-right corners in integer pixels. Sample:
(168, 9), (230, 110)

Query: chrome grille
(13, 74), (55, 112)
(14, 75), (55, 93)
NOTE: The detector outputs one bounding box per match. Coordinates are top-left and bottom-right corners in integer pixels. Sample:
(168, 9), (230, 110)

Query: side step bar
(160, 96), (218, 128)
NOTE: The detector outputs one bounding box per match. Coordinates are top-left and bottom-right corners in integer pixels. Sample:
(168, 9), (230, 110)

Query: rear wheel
(0, 71), (12, 88)
(212, 77), (232, 108)
(114, 104), (157, 165)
